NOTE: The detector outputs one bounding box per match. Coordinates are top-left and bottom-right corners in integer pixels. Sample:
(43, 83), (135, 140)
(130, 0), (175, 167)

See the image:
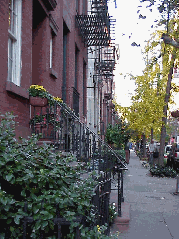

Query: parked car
(164, 144), (172, 166)
(173, 145), (179, 170)
(167, 144), (179, 170)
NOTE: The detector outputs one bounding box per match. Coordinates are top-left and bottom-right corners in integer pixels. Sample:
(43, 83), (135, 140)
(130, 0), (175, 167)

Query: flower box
(30, 96), (48, 107)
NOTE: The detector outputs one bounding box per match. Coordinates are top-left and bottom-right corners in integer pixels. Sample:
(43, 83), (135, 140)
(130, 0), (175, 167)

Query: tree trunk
(142, 134), (146, 159)
(159, 52), (176, 165)
(151, 127), (153, 142)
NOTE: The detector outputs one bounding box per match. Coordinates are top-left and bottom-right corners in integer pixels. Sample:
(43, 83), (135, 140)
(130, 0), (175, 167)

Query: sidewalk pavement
(109, 150), (179, 239)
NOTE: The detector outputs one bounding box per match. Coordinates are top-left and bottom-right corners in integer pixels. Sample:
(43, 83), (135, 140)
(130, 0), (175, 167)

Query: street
(110, 150), (179, 239)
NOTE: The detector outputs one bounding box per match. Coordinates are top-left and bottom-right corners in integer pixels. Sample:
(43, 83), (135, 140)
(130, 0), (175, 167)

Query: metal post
(121, 169), (124, 202)
(118, 169), (122, 217)
(54, 102), (57, 140)
(79, 123), (82, 158)
(176, 176), (179, 193)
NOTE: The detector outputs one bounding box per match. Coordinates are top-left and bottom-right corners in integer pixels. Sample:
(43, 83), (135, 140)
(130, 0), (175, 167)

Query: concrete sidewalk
(109, 150), (179, 239)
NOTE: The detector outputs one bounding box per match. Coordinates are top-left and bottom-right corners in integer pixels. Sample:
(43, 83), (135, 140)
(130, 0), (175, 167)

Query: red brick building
(0, 0), (87, 139)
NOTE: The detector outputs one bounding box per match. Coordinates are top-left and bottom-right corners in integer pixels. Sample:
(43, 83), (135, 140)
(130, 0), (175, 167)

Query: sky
(108, 0), (161, 107)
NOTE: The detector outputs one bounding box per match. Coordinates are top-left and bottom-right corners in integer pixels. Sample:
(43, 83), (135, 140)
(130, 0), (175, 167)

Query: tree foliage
(115, 10), (179, 152)
(105, 122), (130, 150)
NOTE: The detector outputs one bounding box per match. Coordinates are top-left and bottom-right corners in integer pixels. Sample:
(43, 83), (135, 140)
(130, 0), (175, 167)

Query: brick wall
(0, 0), (88, 139)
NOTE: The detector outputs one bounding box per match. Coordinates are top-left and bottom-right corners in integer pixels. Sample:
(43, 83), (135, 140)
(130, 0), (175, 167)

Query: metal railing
(29, 102), (128, 235)
(0, 102), (128, 238)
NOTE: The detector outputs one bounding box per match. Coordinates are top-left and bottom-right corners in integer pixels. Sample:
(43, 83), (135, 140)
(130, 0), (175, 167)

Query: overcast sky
(108, 0), (161, 106)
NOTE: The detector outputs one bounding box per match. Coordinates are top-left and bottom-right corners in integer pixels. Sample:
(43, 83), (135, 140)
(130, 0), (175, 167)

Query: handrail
(30, 101), (128, 171)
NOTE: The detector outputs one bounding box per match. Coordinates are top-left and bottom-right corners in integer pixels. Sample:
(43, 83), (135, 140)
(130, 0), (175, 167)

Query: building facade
(0, 0), (118, 142)
(0, 0), (88, 139)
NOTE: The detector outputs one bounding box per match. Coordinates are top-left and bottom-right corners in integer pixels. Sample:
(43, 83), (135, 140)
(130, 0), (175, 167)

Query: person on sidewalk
(149, 139), (156, 166)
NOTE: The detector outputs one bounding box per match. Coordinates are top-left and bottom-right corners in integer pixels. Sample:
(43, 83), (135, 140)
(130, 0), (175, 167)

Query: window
(49, 14), (58, 78)
(8, 0), (22, 86)
(50, 30), (55, 69)
(62, 22), (69, 102)
(83, 0), (87, 15)
(75, 45), (79, 90)
(76, 0), (79, 13)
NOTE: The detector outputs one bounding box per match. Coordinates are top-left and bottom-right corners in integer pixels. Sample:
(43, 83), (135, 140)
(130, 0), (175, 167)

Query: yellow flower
(29, 85), (46, 92)
(97, 225), (100, 232)
(30, 85), (37, 88)
(53, 96), (63, 103)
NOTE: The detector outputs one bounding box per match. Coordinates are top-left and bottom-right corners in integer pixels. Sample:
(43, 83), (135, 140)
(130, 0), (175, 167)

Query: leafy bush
(105, 123), (130, 150)
(0, 112), (119, 238)
(113, 149), (126, 160)
(0, 113), (107, 238)
(109, 203), (117, 225)
(150, 165), (177, 178)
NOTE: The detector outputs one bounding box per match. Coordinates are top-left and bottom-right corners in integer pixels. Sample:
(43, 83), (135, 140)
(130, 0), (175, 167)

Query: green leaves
(14, 215), (23, 225)
(106, 123), (130, 149)
(6, 174), (13, 182)
(0, 112), (113, 238)
(150, 165), (177, 178)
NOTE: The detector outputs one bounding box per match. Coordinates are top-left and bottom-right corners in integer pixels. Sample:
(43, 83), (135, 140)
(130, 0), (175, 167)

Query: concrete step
(110, 202), (130, 237)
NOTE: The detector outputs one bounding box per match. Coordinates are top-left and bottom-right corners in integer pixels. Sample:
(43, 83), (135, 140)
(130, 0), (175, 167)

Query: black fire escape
(76, 0), (115, 47)
(94, 45), (116, 79)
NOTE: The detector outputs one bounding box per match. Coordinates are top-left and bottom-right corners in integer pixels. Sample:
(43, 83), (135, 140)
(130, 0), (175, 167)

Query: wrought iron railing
(30, 102), (126, 166)
(0, 103), (128, 238)
(29, 102), (128, 236)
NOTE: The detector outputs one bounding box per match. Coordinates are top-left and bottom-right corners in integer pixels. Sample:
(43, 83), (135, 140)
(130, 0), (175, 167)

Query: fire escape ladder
(94, 45), (117, 82)
(75, 0), (115, 47)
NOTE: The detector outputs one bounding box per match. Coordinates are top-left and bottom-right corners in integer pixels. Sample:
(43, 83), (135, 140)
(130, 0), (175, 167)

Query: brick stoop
(110, 202), (130, 236)
(115, 202), (130, 224)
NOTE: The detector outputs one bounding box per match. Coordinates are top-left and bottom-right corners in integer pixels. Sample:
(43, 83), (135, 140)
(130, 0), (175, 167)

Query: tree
(105, 122), (130, 150)
(115, 16), (179, 164)
(115, 61), (166, 143)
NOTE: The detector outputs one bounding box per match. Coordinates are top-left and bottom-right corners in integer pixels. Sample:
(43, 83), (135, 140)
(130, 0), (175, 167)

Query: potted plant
(28, 85), (48, 107)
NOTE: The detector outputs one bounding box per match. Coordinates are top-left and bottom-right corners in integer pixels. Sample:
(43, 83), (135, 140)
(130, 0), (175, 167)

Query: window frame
(8, 0), (22, 86)
(49, 29), (55, 69)
(49, 30), (53, 69)
(49, 14), (58, 79)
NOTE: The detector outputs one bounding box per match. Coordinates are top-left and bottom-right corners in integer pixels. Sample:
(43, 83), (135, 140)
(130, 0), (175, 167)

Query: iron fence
(0, 102), (127, 238)
(30, 102), (126, 169)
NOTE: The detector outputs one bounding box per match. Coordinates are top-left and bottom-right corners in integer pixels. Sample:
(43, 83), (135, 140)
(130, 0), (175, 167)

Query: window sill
(6, 81), (29, 99)
(50, 68), (58, 79)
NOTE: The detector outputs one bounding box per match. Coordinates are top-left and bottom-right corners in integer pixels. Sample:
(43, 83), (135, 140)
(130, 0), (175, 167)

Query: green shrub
(105, 123), (130, 150)
(109, 203), (117, 225)
(0, 113), (94, 238)
(150, 165), (177, 178)
(0, 112), (118, 238)
(113, 149), (126, 160)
